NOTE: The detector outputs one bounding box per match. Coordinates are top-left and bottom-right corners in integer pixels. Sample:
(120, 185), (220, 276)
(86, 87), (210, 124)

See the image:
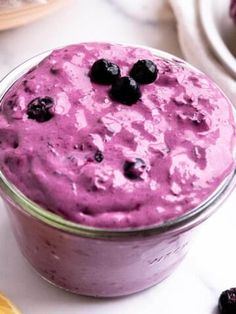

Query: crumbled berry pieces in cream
(124, 158), (146, 180)
(0, 43), (235, 228)
(27, 97), (54, 122)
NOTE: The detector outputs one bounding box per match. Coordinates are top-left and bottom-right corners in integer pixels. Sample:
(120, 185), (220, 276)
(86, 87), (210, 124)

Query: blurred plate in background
(199, 0), (236, 78)
(0, 0), (67, 31)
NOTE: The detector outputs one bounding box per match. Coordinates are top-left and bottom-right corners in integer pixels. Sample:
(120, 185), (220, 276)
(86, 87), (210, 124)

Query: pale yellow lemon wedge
(0, 293), (21, 314)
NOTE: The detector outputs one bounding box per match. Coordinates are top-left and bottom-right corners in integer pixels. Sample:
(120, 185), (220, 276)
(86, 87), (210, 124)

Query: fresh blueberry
(124, 158), (146, 180)
(27, 97), (54, 122)
(130, 59), (158, 84)
(90, 59), (120, 85)
(110, 76), (141, 105)
(219, 288), (236, 314)
(94, 150), (104, 163)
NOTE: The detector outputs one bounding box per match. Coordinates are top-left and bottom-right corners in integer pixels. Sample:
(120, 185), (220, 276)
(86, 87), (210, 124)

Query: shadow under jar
(0, 46), (236, 297)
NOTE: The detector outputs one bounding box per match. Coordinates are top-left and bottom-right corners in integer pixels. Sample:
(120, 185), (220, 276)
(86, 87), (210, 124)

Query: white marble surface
(0, 1), (236, 313)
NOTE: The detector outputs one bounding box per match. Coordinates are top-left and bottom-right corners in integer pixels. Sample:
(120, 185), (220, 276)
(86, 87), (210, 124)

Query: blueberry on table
(90, 59), (120, 85)
(130, 59), (158, 84)
(94, 150), (104, 163)
(27, 97), (54, 122)
(110, 76), (141, 105)
(123, 158), (146, 180)
(218, 288), (236, 314)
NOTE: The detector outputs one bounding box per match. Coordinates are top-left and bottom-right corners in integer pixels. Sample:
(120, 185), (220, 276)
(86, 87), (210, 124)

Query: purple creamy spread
(0, 43), (235, 228)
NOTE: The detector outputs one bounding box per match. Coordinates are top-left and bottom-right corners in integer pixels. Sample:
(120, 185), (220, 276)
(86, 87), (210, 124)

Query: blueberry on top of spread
(219, 288), (236, 314)
(124, 158), (146, 180)
(130, 59), (158, 84)
(27, 97), (54, 122)
(110, 76), (141, 105)
(94, 150), (104, 163)
(89, 59), (120, 85)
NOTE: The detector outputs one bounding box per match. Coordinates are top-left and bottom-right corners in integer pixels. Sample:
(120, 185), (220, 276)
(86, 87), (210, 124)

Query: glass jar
(0, 46), (235, 297)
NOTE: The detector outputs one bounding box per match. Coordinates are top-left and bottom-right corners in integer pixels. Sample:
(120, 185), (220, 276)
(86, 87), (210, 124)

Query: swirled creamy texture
(0, 43), (235, 228)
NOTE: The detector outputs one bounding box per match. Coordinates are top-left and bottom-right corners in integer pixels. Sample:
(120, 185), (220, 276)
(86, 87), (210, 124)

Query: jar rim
(0, 42), (236, 239)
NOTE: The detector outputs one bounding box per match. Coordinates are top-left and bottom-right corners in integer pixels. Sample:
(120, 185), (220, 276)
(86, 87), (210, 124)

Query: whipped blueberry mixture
(0, 43), (235, 228)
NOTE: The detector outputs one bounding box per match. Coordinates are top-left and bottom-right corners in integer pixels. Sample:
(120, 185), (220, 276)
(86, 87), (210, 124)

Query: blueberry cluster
(25, 59), (154, 181)
(89, 58), (158, 105)
(89, 59), (154, 179)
